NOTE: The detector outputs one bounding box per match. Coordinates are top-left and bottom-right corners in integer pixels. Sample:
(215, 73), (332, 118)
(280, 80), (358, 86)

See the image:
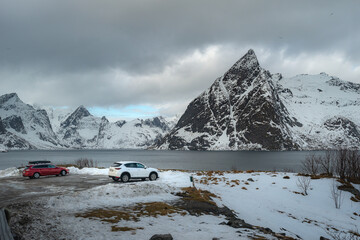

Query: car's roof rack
(28, 160), (52, 165)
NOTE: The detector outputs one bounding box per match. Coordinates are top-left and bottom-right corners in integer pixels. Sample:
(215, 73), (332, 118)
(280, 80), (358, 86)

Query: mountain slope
(156, 50), (360, 150)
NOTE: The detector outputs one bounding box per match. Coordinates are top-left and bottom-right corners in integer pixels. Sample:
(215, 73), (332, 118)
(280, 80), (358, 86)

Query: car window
(136, 163), (145, 168)
(112, 163), (122, 167)
(125, 163), (137, 168)
(48, 165), (56, 168)
(33, 165), (46, 169)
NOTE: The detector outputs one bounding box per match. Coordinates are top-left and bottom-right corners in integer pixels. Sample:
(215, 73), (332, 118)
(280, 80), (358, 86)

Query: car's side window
(33, 165), (46, 169)
(125, 163), (137, 168)
(136, 163), (145, 168)
(48, 165), (55, 168)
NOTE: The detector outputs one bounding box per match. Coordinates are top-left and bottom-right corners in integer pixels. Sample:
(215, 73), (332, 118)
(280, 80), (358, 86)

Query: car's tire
(33, 172), (40, 179)
(149, 172), (157, 181)
(121, 173), (130, 183)
(112, 177), (120, 182)
(60, 170), (66, 176)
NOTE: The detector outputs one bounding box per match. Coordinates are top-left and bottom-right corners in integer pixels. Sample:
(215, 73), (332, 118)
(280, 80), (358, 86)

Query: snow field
(2, 166), (359, 239)
(194, 171), (360, 239)
(0, 167), (21, 178)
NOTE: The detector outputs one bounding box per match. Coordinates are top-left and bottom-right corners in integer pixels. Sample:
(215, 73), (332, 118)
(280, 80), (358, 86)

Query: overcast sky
(0, 0), (359, 120)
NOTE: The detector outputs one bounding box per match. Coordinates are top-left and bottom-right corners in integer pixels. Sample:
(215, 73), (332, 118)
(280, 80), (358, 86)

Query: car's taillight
(115, 168), (121, 170)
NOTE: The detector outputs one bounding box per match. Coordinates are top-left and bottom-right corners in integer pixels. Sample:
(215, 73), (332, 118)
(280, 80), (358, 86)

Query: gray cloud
(0, 0), (359, 117)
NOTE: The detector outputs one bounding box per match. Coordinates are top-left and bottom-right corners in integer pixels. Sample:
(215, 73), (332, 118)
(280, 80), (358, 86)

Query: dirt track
(0, 174), (113, 207)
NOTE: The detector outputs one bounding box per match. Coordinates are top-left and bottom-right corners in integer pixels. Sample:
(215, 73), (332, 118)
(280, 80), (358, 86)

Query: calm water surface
(0, 150), (322, 172)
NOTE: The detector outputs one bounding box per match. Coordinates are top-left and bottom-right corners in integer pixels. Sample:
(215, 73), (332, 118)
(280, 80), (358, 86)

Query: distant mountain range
(0, 93), (176, 149)
(156, 49), (360, 150)
(1, 49), (359, 150)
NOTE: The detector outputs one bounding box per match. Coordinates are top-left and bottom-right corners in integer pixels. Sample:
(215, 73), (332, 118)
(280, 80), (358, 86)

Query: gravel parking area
(0, 174), (111, 208)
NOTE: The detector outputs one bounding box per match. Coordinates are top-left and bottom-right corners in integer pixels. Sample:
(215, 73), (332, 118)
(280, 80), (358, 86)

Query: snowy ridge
(157, 49), (360, 150)
(0, 95), (177, 150)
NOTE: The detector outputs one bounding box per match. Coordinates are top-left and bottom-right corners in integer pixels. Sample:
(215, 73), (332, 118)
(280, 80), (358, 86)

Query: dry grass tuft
(283, 176), (290, 179)
(230, 179), (240, 185)
(75, 202), (186, 224)
(242, 187), (247, 190)
(179, 187), (219, 205)
(111, 226), (143, 232)
(350, 196), (360, 202)
(75, 209), (137, 223)
(293, 191), (305, 196)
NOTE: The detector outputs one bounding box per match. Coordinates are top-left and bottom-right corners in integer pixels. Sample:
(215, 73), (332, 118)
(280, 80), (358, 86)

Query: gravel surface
(0, 174), (112, 208)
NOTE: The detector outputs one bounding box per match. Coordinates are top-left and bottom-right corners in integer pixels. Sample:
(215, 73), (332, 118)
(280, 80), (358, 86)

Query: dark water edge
(0, 149), (327, 172)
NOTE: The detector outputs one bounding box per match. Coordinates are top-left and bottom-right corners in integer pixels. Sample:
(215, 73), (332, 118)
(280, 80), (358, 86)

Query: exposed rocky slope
(156, 50), (360, 150)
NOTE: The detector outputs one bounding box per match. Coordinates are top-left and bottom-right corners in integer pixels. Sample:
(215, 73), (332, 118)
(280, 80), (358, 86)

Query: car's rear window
(112, 163), (122, 167)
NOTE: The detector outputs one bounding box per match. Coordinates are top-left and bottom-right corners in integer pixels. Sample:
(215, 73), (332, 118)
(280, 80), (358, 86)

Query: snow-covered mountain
(54, 105), (173, 149)
(0, 94), (176, 150)
(0, 93), (60, 149)
(156, 49), (360, 150)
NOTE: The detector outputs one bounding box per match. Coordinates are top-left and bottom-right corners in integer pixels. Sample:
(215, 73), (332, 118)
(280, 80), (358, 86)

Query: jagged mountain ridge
(156, 49), (360, 150)
(0, 94), (176, 149)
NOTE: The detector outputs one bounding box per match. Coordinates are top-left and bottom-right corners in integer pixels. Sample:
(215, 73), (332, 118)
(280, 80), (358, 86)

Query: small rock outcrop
(149, 234), (173, 240)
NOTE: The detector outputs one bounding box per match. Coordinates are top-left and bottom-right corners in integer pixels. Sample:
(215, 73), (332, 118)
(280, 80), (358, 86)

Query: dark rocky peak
(60, 105), (91, 128)
(220, 49), (264, 97)
(74, 105), (91, 117)
(101, 116), (109, 124)
(144, 116), (169, 131)
(0, 93), (21, 105)
(115, 120), (126, 128)
(224, 49), (260, 77)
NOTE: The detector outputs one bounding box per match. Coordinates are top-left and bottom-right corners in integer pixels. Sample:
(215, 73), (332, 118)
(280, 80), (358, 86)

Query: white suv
(108, 161), (159, 182)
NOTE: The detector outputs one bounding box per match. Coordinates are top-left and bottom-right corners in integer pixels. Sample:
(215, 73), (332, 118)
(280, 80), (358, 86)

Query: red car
(23, 164), (69, 179)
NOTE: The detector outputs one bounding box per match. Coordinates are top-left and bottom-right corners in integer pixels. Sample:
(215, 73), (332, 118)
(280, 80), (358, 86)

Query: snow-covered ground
(2, 167), (360, 239)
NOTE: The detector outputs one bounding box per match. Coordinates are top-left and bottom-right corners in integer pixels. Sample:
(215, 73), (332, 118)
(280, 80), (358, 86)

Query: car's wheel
(121, 173), (130, 183)
(33, 172), (40, 179)
(149, 172), (157, 181)
(60, 170), (66, 176)
(112, 177), (120, 182)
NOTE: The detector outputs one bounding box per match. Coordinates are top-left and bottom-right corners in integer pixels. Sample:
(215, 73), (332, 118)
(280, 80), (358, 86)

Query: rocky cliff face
(157, 50), (360, 150)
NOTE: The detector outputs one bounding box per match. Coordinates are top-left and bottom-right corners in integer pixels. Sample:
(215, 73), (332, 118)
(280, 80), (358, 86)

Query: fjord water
(0, 150), (321, 172)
